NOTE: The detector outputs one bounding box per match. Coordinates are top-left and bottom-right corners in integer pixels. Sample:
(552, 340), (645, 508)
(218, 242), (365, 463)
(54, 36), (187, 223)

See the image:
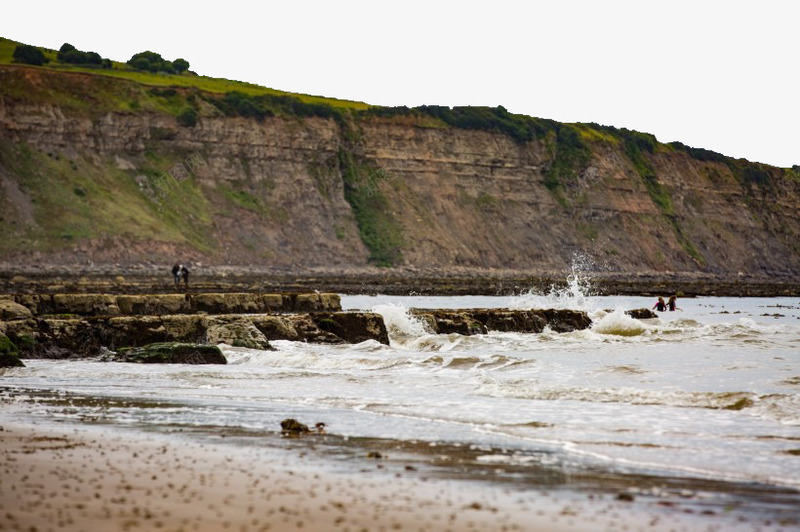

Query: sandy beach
(0, 420), (727, 532)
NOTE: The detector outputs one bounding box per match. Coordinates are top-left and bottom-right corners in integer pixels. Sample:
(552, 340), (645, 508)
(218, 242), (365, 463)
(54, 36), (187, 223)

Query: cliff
(1, 64), (799, 280)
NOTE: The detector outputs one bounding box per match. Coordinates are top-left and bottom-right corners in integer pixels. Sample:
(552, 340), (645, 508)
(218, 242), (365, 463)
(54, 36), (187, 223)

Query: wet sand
(0, 421), (719, 532)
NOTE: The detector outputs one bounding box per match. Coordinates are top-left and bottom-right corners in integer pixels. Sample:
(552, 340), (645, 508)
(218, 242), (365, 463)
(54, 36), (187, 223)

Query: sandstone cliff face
(1, 66), (798, 277)
(356, 119), (799, 275)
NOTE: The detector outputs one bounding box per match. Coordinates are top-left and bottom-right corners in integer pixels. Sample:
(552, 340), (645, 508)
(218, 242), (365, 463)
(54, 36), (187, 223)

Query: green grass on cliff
(337, 148), (404, 267)
(611, 129), (706, 265)
(0, 37), (368, 111)
(0, 139), (217, 254)
(543, 125), (592, 206)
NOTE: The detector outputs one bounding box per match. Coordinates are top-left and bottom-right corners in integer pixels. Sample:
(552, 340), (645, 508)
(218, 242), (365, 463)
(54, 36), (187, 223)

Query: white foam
(370, 303), (431, 345)
(591, 310), (648, 337)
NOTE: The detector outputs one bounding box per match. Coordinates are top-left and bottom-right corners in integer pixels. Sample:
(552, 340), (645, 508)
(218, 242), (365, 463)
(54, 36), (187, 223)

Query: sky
(3, 0), (797, 167)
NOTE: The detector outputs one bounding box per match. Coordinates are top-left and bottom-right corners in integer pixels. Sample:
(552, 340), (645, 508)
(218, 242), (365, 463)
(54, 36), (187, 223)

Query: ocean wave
(371, 303), (430, 342)
(415, 354), (526, 371)
(600, 365), (648, 375)
(476, 384), (800, 423)
(221, 342), (407, 371)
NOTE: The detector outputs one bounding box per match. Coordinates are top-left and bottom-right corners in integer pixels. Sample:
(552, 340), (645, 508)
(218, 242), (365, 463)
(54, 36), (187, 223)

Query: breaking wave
(370, 303), (430, 345)
(475, 384), (800, 424)
(591, 310), (648, 336)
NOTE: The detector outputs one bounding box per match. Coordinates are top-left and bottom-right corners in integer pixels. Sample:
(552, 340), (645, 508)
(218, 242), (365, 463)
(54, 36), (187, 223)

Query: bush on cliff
(12, 44), (49, 66)
(208, 91), (341, 122)
(668, 141), (727, 163)
(127, 51), (186, 74)
(173, 58), (190, 73)
(57, 43), (111, 69)
(365, 105), (557, 143)
(214, 91), (274, 120)
(544, 125), (592, 201)
(177, 107), (198, 127)
(669, 140), (775, 191)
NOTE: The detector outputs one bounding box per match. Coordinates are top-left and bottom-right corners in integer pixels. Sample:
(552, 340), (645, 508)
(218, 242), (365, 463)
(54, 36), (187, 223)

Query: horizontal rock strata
(1, 311), (390, 359)
(2, 269), (799, 298)
(2, 65), (799, 279)
(0, 293), (341, 317)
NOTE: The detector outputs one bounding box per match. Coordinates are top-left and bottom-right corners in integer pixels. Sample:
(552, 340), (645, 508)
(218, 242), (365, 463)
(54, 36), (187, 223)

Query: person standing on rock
(653, 297), (667, 312)
(180, 264), (190, 287)
(172, 263), (190, 288)
(172, 263), (182, 287)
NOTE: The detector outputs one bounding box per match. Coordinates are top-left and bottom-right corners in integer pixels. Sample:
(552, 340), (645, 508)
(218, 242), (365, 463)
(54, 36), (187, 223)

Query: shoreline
(0, 419), (630, 532)
(3, 417), (790, 532)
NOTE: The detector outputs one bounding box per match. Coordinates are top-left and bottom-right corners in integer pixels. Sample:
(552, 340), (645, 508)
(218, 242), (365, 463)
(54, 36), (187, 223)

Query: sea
(2, 276), (799, 530)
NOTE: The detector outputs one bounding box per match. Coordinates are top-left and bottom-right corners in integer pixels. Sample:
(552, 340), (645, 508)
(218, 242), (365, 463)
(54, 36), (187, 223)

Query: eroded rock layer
(1, 66), (798, 279)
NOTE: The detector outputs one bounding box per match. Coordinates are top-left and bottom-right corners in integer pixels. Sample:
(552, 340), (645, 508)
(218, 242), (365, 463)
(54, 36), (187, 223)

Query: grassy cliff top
(0, 37), (369, 110)
(2, 36), (797, 179)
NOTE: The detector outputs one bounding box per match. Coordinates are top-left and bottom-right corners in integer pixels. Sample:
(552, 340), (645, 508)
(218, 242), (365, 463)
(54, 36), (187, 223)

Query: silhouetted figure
(172, 263), (190, 288)
(172, 263), (181, 287)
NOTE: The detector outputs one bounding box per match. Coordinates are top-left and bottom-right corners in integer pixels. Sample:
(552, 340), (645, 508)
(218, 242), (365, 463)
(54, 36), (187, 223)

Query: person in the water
(667, 295), (680, 311)
(653, 296), (667, 312)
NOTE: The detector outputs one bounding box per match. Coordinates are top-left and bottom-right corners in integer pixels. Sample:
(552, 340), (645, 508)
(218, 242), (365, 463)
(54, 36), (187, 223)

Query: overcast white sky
(4, 0), (797, 167)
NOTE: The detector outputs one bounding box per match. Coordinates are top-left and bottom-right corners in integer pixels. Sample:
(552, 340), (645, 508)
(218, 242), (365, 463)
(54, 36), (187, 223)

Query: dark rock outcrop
(2, 310), (389, 359)
(280, 418), (309, 435)
(311, 312), (390, 344)
(625, 308), (658, 319)
(205, 318), (273, 350)
(110, 342), (226, 364)
(116, 294), (189, 315)
(410, 308), (591, 335)
(0, 352), (24, 367)
(0, 332), (24, 367)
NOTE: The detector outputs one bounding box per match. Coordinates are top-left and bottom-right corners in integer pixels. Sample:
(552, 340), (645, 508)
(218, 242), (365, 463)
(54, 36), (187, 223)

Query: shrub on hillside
(418, 105), (556, 143)
(173, 58), (190, 73)
(209, 91), (340, 122)
(57, 43), (112, 69)
(177, 108), (198, 127)
(127, 51), (187, 74)
(668, 141), (727, 163)
(12, 45), (49, 66)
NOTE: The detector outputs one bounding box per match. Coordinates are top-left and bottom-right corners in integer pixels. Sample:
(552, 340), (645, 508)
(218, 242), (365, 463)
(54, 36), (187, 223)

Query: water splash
(510, 252), (597, 311)
(370, 303), (430, 345)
